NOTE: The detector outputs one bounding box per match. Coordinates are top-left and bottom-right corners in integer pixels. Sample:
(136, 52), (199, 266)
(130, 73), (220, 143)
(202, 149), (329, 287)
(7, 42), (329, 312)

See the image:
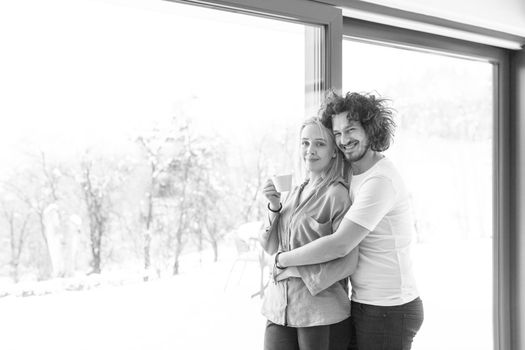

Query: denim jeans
(264, 321), (330, 350)
(264, 317), (352, 350)
(349, 297), (424, 350)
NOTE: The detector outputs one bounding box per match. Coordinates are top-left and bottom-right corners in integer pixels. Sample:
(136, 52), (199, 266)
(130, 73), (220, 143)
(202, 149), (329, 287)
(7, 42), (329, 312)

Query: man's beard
(344, 141), (370, 163)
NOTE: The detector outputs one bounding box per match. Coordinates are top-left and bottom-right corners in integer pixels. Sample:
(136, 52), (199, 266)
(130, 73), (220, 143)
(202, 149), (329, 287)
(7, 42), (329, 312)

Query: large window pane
(0, 1), (324, 349)
(343, 39), (493, 350)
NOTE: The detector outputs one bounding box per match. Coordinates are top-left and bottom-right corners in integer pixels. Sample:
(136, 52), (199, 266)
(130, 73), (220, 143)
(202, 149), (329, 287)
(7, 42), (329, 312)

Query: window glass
(0, 1), (324, 348)
(343, 39), (493, 350)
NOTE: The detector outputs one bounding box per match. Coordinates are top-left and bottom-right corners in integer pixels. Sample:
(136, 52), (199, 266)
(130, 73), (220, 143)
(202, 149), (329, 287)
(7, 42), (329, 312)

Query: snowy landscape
(0, 237), (492, 350)
(0, 2), (495, 349)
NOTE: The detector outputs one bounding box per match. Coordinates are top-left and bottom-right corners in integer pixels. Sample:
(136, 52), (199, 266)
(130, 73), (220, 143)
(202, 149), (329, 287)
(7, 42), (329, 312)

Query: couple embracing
(260, 91), (424, 350)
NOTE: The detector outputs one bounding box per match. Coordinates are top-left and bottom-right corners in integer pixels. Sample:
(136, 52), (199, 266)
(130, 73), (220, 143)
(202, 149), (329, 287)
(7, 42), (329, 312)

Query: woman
(259, 117), (358, 350)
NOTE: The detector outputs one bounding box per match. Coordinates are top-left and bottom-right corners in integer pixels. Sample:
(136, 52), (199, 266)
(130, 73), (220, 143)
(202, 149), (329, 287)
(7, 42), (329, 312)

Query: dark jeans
(264, 317), (352, 350)
(349, 297), (424, 350)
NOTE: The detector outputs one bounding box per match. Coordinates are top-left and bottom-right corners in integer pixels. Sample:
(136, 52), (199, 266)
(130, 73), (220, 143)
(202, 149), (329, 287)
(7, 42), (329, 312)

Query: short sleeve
(345, 176), (396, 231)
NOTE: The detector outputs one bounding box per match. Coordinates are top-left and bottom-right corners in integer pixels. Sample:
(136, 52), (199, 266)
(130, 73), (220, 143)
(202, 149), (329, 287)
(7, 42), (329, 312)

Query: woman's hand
(274, 266), (301, 282)
(263, 178), (281, 210)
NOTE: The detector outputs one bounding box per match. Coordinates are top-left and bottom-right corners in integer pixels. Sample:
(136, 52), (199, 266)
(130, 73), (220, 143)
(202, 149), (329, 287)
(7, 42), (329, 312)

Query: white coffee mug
(272, 174), (292, 192)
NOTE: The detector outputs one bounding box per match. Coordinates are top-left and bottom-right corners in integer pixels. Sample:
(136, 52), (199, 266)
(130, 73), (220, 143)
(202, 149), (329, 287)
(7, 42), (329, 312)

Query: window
(0, 1), (339, 349)
(343, 19), (508, 350)
(0, 2), (515, 349)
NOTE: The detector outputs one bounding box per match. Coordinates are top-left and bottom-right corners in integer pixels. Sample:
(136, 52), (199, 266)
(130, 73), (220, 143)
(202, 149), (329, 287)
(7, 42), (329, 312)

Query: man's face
(332, 112), (370, 163)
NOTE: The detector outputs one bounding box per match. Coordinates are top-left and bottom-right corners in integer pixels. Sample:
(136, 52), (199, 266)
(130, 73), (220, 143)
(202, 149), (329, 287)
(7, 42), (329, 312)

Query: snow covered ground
(0, 239), (492, 350)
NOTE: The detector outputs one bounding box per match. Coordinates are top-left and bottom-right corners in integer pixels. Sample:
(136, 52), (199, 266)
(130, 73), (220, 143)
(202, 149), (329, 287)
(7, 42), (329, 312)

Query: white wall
(320, 0), (525, 37)
(363, 0), (525, 36)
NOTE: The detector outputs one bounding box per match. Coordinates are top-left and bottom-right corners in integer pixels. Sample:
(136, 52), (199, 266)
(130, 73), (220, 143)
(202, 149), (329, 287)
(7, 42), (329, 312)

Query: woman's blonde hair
(299, 117), (345, 194)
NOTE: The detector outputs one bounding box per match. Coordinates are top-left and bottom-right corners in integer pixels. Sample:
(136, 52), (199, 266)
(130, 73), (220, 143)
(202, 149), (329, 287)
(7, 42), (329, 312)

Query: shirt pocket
(304, 215), (333, 237)
(291, 213), (334, 249)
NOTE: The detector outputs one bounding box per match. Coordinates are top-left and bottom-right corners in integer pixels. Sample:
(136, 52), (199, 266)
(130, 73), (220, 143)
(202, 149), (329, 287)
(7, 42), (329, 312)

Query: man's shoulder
(373, 157), (397, 172)
(362, 157), (401, 180)
(363, 157), (409, 195)
(353, 158), (399, 192)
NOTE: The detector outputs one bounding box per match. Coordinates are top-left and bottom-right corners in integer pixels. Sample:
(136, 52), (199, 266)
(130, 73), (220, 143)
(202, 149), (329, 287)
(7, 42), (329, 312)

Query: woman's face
(300, 124), (335, 175)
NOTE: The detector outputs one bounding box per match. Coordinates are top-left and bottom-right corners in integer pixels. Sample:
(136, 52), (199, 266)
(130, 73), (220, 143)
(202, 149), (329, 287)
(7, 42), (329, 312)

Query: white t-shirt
(346, 157), (419, 306)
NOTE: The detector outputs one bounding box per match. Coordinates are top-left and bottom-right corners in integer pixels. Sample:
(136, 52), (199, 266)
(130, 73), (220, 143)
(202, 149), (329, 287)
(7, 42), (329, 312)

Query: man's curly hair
(320, 91), (396, 152)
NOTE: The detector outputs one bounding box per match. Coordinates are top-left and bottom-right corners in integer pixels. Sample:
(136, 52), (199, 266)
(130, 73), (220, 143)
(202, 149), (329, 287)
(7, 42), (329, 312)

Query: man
(275, 91), (424, 350)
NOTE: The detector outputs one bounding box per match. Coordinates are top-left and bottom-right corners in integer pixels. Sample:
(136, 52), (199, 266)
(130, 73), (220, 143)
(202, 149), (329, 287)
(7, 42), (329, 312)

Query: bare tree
(172, 141), (192, 275)
(135, 117), (189, 279)
(236, 125), (298, 223)
(1, 151), (68, 280)
(0, 194), (32, 283)
(79, 159), (107, 274)
(192, 148), (231, 263)
(240, 139), (268, 221)
(198, 208), (229, 263)
(78, 153), (129, 275)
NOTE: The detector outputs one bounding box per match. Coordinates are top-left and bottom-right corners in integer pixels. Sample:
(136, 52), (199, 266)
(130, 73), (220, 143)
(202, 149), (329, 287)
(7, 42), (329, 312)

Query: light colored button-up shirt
(261, 178), (356, 327)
